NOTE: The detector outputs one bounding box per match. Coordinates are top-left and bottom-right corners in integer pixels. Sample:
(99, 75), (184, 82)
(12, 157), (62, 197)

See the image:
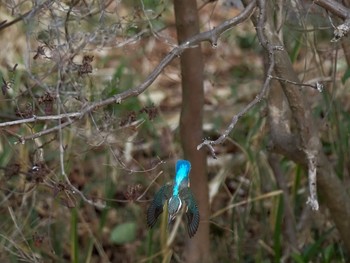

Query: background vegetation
(0, 0), (350, 262)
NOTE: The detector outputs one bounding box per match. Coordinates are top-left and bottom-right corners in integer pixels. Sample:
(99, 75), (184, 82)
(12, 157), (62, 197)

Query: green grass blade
(70, 208), (79, 263)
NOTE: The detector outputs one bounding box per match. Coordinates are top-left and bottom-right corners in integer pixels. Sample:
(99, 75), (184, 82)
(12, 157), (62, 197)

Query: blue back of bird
(173, 160), (191, 196)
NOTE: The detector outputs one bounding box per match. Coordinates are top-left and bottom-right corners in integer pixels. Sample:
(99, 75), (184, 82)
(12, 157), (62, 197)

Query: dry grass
(0, 1), (349, 262)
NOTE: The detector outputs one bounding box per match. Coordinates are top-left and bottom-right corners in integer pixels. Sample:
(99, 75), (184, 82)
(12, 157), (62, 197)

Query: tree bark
(174, 0), (211, 262)
(246, 0), (350, 252)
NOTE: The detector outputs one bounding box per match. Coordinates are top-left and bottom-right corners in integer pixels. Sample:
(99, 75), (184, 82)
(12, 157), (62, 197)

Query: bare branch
(270, 76), (324, 92)
(313, 0), (350, 20)
(305, 151), (319, 211)
(0, 113), (80, 127)
(0, 0), (257, 143)
(197, 0), (281, 157)
(0, 0), (55, 32)
(331, 18), (350, 42)
(19, 119), (75, 142)
(313, 0), (350, 41)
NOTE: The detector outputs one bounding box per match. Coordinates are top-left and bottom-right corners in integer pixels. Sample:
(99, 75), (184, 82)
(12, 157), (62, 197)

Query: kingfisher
(147, 160), (200, 238)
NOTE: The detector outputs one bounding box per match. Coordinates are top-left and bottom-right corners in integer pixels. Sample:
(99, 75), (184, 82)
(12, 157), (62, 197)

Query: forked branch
(0, 0), (257, 143)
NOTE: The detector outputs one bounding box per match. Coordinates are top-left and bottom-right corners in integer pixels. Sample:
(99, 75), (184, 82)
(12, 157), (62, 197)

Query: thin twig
(0, 0), (55, 32)
(313, 0), (350, 41)
(8, 207), (39, 262)
(0, 113), (80, 127)
(0, 0), (257, 144)
(211, 190), (283, 218)
(197, 0), (282, 158)
(313, 0), (350, 20)
(19, 119), (75, 142)
(270, 75), (324, 92)
(55, 65), (106, 209)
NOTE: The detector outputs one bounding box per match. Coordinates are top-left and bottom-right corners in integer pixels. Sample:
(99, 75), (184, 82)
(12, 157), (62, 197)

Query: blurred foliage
(110, 222), (137, 245)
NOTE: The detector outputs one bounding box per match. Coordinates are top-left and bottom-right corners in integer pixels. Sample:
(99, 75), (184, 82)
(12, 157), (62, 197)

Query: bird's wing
(180, 187), (200, 238)
(147, 184), (172, 228)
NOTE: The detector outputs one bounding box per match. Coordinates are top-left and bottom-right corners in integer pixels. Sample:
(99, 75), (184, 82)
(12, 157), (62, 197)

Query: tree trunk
(243, 0), (350, 252)
(174, 0), (211, 262)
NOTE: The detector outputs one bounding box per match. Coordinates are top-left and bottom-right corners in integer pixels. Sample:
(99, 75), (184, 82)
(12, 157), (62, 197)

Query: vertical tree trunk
(174, 0), (210, 262)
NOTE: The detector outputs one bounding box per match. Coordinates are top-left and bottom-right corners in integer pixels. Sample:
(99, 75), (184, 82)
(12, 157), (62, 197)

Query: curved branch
(313, 0), (350, 19)
(197, 0), (282, 157)
(0, 0), (257, 142)
(0, 0), (55, 32)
